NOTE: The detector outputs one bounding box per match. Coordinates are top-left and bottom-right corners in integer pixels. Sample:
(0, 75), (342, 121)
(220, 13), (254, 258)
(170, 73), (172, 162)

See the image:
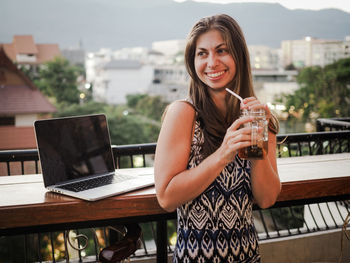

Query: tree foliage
(20, 58), (168, 145)
(126, 94), (168, 121)
(281, 58), (350, 121)
(34, 57), (82, 104)
(55, 98), (163, 145)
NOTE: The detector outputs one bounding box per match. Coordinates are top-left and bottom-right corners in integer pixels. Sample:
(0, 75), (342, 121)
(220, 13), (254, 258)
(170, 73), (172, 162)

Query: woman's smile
(206, 69), (227, 80)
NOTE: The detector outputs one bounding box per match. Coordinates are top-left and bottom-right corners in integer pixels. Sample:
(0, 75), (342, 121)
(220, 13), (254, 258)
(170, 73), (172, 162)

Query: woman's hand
(217, 115), (254, 165)
(217, 96), (269, 165)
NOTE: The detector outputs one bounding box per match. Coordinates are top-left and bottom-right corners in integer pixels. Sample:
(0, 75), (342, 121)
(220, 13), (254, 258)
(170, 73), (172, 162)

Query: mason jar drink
(238, 109), (268, 159)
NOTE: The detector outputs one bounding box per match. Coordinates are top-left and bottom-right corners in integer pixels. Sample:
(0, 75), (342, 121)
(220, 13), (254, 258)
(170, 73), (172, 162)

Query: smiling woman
(154, 14), (281, 263)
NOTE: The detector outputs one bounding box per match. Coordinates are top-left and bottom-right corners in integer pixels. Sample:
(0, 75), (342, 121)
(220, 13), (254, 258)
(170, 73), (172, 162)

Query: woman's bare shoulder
(164, 100), (196, 120)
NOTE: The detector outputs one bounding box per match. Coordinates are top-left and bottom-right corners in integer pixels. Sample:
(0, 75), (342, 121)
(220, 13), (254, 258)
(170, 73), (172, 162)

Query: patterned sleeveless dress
(173, 117), (261, 263)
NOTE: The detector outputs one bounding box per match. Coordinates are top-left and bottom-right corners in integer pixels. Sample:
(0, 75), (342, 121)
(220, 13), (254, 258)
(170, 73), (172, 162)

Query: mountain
(1, 0), (350, 52)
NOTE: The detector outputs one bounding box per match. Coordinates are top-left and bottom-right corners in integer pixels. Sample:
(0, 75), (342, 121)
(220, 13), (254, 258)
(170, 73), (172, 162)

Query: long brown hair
(185, 14), (279, 157)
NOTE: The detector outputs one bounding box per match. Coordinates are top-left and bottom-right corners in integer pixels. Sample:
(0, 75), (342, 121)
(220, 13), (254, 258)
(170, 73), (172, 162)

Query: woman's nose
(207, 53), (218, 69)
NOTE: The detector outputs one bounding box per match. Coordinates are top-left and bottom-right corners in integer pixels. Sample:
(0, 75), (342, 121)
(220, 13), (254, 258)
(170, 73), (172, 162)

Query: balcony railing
(316, 117), (350, 131)
(0, 130), (350, 262)
(1, 131), (349, 176)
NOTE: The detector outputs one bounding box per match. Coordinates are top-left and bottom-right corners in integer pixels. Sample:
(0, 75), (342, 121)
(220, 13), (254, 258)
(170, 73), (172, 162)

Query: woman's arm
(154, 101), (224, 211)
(250, 131), (281, 209)
(239, 97), (281, 208)
(154, 100), (255, 212)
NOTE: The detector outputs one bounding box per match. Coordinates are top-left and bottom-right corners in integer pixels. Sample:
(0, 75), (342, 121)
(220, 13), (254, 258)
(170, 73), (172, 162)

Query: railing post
(156, 219), (168, 262)
(316, 119), (324, 132)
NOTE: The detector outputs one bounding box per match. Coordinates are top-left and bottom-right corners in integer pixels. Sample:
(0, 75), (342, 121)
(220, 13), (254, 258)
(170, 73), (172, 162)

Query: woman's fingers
(241, 97), (271, 119)
(228, 116), (253, 132)
(225, 126), (252, 149)
(227, 133), (250, 146)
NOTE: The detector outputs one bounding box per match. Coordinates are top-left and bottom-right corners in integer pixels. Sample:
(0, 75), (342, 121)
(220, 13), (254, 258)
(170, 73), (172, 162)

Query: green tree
(127, 94), (168, 121)
(281, 58), (350, 121)
(55, 101), (160, 145)
(126, 94), (148, 108)
(284, 63), (297, 70)
(35, 57), (81, 104)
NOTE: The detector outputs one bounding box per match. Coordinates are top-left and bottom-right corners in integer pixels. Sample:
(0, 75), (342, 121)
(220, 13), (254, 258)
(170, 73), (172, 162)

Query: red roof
(1, 35), (61, 65)
(36, 44), (61, 63)
(0, 86), (56, 114)
(13, 35), (38, 54)
(2, 44), (15, 61)
(0, 46), (56, 114)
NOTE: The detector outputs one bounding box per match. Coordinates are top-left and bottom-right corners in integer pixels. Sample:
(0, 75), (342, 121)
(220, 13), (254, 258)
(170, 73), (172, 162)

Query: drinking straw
(225, 88), (243, 103)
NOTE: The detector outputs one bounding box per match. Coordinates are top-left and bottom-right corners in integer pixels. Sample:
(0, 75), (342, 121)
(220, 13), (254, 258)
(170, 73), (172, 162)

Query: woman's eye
(197, 51), (206, 57)
(217, 48), (228, 54)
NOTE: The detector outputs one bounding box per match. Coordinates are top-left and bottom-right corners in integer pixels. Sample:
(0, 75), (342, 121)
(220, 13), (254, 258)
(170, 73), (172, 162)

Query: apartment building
(281, 36), (350, 68)
(248, 45), (280, 70)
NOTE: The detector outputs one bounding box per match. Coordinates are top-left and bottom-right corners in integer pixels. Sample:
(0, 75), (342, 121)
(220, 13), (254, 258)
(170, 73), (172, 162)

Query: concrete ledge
(260, 228), (350, 263)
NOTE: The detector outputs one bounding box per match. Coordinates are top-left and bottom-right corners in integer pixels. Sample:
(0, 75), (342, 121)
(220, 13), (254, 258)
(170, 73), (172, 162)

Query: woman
(154, 14), (281, 262)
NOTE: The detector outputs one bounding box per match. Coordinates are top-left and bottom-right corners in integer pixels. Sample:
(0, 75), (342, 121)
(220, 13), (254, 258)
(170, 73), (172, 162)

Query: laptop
(34, 114), (154, 201)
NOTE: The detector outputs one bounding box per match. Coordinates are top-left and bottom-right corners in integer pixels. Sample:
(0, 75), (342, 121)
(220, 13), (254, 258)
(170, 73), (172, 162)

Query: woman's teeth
(207, 71), (225, 78)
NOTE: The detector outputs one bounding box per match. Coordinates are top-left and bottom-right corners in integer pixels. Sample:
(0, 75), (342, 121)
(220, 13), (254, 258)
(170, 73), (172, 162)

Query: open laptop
(34, 114), (154, 201)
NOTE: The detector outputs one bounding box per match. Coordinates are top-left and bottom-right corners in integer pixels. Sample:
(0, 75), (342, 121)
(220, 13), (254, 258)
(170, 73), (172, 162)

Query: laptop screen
(34, 114), (115, 187)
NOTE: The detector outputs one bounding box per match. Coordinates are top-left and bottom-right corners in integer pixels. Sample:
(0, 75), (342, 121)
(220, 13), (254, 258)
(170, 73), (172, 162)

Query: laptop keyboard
(58, 174), (135, 192)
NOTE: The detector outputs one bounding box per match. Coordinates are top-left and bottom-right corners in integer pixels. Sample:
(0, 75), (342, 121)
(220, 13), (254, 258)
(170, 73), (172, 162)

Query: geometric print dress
(173, 118), (261, 263)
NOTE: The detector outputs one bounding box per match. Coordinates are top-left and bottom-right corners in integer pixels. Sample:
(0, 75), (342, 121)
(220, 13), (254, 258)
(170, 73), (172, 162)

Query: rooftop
(0, 47), (56, 114)
(102, 59), (142, 70)
(1, 35), (61, 65)
(0, 85), (56, 114)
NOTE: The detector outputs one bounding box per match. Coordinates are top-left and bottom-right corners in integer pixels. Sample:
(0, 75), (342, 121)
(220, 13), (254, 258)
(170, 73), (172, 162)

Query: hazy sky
(174, 0), (350, 13)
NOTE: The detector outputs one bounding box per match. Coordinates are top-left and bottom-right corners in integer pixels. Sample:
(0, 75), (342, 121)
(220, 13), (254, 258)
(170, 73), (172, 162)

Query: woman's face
(194, 29), (236, 91)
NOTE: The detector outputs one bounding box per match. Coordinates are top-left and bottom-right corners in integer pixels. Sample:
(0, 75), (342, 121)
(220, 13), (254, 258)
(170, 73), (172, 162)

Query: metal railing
(1, 131), (349, 176)
(276, 130), (350, 157)
(316, 117), (350, 131)
(1, 130), (350, 262)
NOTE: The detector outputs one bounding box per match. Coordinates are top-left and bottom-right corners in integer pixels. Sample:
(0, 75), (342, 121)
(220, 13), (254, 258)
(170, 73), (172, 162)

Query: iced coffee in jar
(238, 108), (268, 159)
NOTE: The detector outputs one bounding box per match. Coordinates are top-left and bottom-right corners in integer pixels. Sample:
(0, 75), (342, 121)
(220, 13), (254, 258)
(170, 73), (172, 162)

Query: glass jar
(238, 109), (268, 159)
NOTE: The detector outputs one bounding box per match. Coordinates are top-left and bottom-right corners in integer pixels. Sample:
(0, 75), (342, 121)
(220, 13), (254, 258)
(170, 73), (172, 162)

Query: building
(281, 36), (350, 68)
(61, 47), (85, 66)
(148, 65), (189, 102)
(248, 45), (280, 70)
(252, 69), (299, 118)
(0, 47), (56, 150)
(92, 59), (154, 104)
(1, 35), (61, 67)
(151, 39), (186, 57)
(86, 47), (171, 104)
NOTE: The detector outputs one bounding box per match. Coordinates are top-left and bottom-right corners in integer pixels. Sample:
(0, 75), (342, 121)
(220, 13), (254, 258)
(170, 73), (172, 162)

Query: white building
(248, 45), (280, 70)
(85, 49), (113, 84)
(86, 41), (188, 105)
(112, 47), (167, 65)
(148, 65), (189, 102)
(281, 36), (350, 68)
(152, 39), (186, 57)
(252, 69), (299, 117)
(86, 48), (163, 104)
(92, 59), (154, 105)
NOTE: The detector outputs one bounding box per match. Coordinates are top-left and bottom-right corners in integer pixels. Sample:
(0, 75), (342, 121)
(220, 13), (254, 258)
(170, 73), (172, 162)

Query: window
(0, 117), (15, 126)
